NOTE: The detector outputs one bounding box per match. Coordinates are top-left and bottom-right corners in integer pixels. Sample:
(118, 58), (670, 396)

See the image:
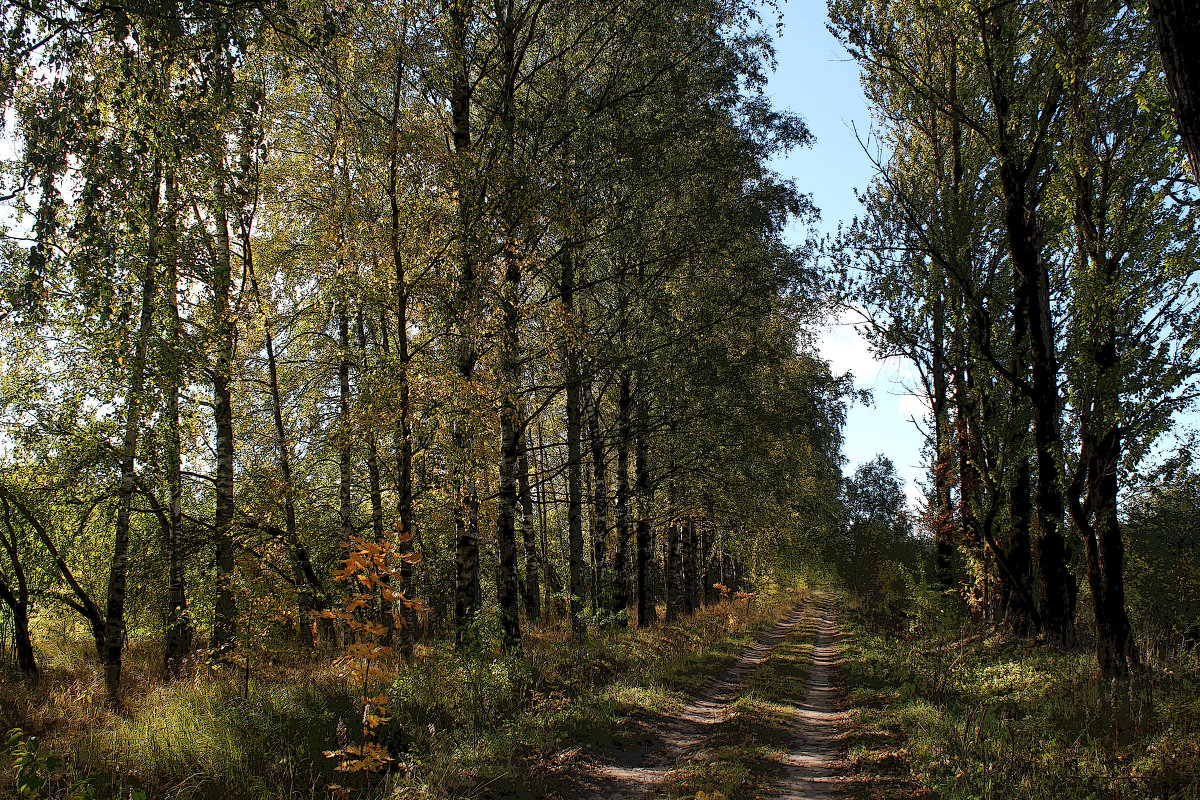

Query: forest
(0, 0), (1197, 799)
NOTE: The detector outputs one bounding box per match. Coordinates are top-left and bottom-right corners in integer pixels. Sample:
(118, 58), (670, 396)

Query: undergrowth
(842, 594), (1200, 800)
(0, 586), (807, 800)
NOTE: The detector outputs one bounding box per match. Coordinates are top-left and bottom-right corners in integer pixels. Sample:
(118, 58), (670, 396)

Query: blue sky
(764, 0), (930, 509)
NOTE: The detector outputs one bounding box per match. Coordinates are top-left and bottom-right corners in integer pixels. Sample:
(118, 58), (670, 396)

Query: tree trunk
(701, 521), (716, 606)
(0, 502), (36, 676)
(999, 164), (1076, 647)
(953, 370), (981, 551)
(495, 229), (523, 651)
(685, 516), (700, 614)
(563, 249), (585, 635)
(1071, 418), (1137, 679)
(0, 586), (36, 677)
(385, 53), (418, 657)
(665, 509), (682, 623)
(933, 287), (954, 586)
(450, 0), (481, 645)
(610, 373), (632, 626)
(107, 159), (161, 705)
(1147, 0), (1200, 181)
(979, 5), (1075, 644)
(634, 388), (654, 628)
(585, 381), (610, 621)
(210, 191), (238, 660)
(1067, 248), (1136, 679)
(517, 419), (541, 621)
(163, 169), (193, 675)
(535, 416), (562, 618)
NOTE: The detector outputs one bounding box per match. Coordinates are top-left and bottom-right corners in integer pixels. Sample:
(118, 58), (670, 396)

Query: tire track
(578, 599), (814, 800)
(775, 596), (849, 800)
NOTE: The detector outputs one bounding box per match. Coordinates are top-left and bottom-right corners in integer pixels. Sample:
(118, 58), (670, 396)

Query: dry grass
(1, 583), (811, 799)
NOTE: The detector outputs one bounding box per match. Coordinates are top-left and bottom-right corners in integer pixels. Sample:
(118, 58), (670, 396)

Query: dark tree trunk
(450, 0), (481, 645)
(534, 416), (561, 618)
(685, 516), (700, 614)
(210, 193), (238, 660)
(163, 169), (193, 675)
(933, 289), (955, 586)
(517, 420), (541, 621)
(994, 289), (1038, 635)
(634, 389), (654, 628)
(385, 53), (418, 657)
(0, 501), (36, 676)
(1147, 0), (1200, 181)
(495, 224), (522, 648)
(1067, 252), (1137, 679)
(999, 166), (1076, 647)
(979, 4), (1075, 644)
(610, 372), (632, 626)
(1071, 419), (1137, 679)
(665, 510), (682, 623)
(107, 161), (160, 704)
(0, 585), (36, 676)
(953, 369), (980, 551)
(585, 381), (610, 620)
(8, 600), (36, 676)
(701, 521), (716, 606)
(491, 0), (523, 653)
(496, 330), (522, 650)
(559, 246), (586, 634)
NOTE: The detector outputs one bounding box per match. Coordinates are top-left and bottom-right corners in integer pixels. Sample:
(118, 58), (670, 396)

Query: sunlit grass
(2, 585), (812, 799)
(840, 599), (1200, 800)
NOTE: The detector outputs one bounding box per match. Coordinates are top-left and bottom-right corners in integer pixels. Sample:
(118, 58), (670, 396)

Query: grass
(839, 597), (1200, 800)
(0, 586), (811, 800)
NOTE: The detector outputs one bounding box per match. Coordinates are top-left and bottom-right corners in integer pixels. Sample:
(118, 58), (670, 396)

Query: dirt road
(580, 600), (812, 799)
(775, 597), (849, 799)
(575, 596), (849, 800)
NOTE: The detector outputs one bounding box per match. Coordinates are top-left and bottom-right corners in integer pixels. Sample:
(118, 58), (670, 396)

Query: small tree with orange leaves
(320, 525), (423, 797)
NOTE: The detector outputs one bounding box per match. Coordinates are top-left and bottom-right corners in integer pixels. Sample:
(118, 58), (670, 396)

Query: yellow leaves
(324, 742), (393, 773)
(321, 528), (425, 783)
(362, 710), (391, 730)
(341, 642), (390, 660)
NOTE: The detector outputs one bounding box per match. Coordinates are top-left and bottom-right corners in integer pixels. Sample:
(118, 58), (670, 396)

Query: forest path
(772, 597), (849, 800)
(575, 598), (813, 799)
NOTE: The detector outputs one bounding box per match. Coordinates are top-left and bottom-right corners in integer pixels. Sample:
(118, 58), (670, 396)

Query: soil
(568, 596), (853, 800)
(773, 596), (850, 799)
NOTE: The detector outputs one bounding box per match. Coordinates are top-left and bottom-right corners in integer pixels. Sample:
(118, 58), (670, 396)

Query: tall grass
(2, 585), (808, 799)
(842, 596), (1200, 800)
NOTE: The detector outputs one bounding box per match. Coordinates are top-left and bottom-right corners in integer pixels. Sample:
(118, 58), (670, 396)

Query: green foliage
(3, 728), (148, 800)
(4, 728), (55, 798)
(840, 455), (920, 605)
(843, 599), (1200, 800)
(1125, 454), (1200, 655)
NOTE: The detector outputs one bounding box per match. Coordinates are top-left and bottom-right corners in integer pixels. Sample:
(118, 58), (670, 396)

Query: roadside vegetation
(1, 587), (807, 799)
(843, 590), (1200, 800)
